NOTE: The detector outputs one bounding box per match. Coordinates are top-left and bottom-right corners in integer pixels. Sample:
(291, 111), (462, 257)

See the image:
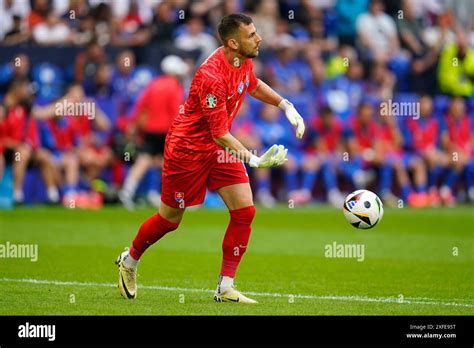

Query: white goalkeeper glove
(278, 99), (305, 139)
(249, 144), (288, 168)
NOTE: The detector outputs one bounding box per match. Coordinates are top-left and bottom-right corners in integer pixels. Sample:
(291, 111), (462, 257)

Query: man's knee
(159, 201), (185, 225)
(230, 205), (256, 225)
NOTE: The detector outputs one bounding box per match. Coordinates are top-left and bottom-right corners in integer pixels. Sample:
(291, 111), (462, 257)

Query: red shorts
(161, 146), (249, 208)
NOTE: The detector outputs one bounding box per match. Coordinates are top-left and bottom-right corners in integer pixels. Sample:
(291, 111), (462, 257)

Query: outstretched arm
(248, 79), (283, 106)
(249, 79), (305, 139)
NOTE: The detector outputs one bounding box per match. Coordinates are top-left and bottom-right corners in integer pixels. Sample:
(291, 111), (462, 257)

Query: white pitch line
(1, 277), (473, 309)
(404, 296), (474, 302)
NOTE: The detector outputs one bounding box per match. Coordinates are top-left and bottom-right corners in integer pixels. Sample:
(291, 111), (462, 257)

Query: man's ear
(228, 38), (239, 50)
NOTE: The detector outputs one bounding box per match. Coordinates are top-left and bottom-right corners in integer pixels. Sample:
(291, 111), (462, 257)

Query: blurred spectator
(440, 0), (474, 29)
(409, 50), (441, 95)
(67, 83), (112, 184)
(397, 0), (428, 57)
(325, 44), (357, 79)
(440, 96), (472, 205)
(39, 114), (81, 208)
(122, 0), (142, 32)
(119, 55), (188, 209)
(12, 53), (31, 80)
(89, 1), (112, 46)
(305, 8), (338, 54)
(2, 15), (29, 45)
(111, 50), (136, 115)
(403, 95), (449, 206)
(2, 78), (59, 204)
(379, 112), (429, 207)
(174, 15), (218, 64)
(33, 9), (71, 45)
(88, 63), (112, 97)
(89, 0), (127, 18)
(0, 0), (30, 41)
(207, 0), (243, 30)
(149, 1), (177, 44)
(0, 54), (32, 95)
(422, 9), (456, 48)
(307, 106), (345, 207)
(187, 0), (220, 18)
(265, 34), (309, 95)
(306, 57), (331, 114)
(397, 0), (444, 94)
(62, 0), (90, 30)
(72, 14), (95, 45)
(111, 0), (151, 46)
(335, 0), (368, 45)
(437, 30), (474, 96)
(356, 0), (400, 63)
(27, 0), (50, 32)
(410, 0), (444, 21)
(251, 0), (279, 49)
(327, 58), (365, 121)
(74, 40), (107, 83)
(345, 102), (397, 203)
(365, 62), (395, 101)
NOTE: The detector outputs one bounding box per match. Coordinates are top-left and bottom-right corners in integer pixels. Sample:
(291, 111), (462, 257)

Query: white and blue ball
(343, 190), (384, 229)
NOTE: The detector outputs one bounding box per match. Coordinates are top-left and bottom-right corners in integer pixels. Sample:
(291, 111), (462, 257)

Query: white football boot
(214, 283), (258, 304)
(115, 248), (137, 299)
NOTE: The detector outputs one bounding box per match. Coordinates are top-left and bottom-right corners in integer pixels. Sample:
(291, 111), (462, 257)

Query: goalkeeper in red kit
(116, 13), (305, 303)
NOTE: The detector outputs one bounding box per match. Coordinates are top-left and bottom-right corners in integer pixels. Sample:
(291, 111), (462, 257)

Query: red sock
(129, 213), (179, 260)
(220, 205), (256, 277)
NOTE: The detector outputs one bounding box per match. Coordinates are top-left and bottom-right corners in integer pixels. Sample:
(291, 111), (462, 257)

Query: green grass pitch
(0, 205), (473, 315)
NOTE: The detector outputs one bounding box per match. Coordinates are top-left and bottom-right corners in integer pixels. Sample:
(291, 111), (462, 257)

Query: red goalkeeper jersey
(166, 47), (258, 160)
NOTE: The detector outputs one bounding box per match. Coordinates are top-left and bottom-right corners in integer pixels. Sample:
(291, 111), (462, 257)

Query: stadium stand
(0, 0), (473, 209)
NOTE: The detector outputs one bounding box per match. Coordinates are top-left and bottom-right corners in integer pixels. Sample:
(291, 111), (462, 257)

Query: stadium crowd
(0, 0), (473, 209)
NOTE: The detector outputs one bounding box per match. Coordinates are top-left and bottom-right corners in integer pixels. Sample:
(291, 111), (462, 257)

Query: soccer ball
(343, 190), (384, 229)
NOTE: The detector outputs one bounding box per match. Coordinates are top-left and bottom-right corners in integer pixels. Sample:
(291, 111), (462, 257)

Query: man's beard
(242, 49), (258, 59)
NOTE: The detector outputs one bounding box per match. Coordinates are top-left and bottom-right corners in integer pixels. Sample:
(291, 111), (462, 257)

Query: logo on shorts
(175, 192), (185, 203)
(205, 93), (217, 108)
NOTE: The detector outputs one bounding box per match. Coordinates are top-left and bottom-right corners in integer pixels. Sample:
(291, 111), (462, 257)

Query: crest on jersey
(206, 93), (217, 108)
(238, 81), (244, 94)
(175, 192), (184, 203)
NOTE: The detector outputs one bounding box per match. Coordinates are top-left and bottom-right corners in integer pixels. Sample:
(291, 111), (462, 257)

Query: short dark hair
(217, 13), (253, 45)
